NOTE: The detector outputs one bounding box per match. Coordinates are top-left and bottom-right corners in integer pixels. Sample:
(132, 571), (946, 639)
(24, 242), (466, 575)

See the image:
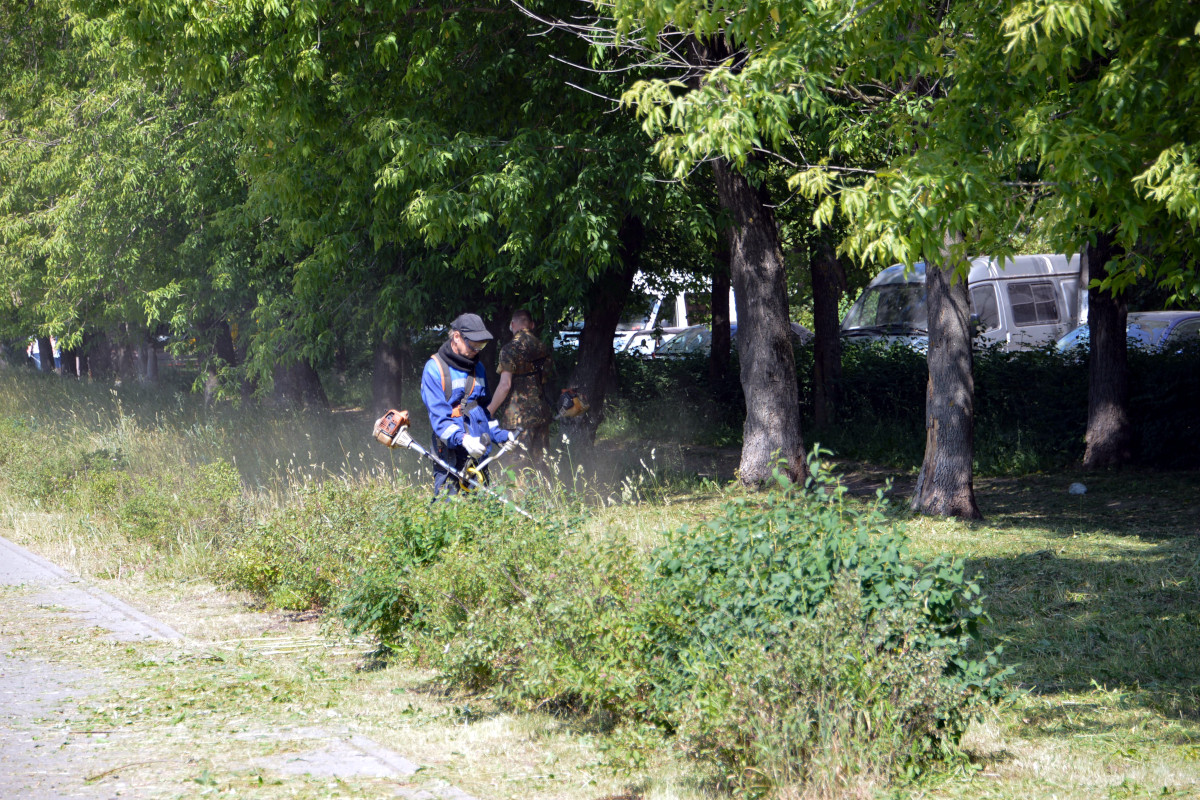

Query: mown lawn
(892, 469), (1200, 799)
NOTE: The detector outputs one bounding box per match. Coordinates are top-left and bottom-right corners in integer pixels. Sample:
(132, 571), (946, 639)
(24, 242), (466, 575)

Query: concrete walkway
(0, 534), (478, 799)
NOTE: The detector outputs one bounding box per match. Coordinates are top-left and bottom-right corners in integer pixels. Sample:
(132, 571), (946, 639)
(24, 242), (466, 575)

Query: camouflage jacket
(498, 329), (554, 429)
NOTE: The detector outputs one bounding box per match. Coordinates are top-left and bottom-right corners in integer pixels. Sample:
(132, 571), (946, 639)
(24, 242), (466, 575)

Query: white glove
(462, 434), (487, 459)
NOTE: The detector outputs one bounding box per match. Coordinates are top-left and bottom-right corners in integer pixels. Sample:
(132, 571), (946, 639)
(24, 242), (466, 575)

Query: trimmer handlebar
(370, 410), (532, 520)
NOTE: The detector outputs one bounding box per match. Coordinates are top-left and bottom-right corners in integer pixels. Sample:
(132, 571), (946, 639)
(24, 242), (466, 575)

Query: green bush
(337, 495), (509, 652)
(608, 335), (1200, 473)
(636, 451), (1004, 792)
(672, 582), (972, 796)
(336, 452), (1005, 795)
(222, 482), (384, 608)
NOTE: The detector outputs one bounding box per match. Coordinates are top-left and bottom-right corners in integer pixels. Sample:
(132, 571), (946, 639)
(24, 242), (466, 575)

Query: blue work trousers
(430, 434), (488, 498)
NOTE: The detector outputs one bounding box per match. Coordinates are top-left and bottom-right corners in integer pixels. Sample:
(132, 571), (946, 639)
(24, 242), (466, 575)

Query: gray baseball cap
(450, 313), (494, 342)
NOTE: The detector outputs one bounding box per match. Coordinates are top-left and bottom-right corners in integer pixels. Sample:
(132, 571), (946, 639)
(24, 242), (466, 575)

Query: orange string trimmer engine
(373, 409), (411, 446)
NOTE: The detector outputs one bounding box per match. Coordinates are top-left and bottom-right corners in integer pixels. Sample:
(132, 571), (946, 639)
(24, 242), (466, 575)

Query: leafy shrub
(607, 333), (1199, 473)
(222, 482), (387, 609)
(637, 451), (1005, 792)
(337, 495), (507, 650)
(672, 582), (971, 797)
(0, 417), (122, 501)
(1128, 341), (1200, 468)
(112, 460), (243, 546)
(337, 452), (1006, 796)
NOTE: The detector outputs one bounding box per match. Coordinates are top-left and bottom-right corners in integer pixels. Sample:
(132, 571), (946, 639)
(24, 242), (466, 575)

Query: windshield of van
(842, 284), (928, 332)
(616, 295), (660, 331)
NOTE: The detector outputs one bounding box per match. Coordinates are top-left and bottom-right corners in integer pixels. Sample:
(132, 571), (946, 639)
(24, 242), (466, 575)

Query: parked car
(653, 322), (814, 358)
(1056, 310), (1200, 353)
(841, 254), (1085, 351)
(555, 271), (740, 354)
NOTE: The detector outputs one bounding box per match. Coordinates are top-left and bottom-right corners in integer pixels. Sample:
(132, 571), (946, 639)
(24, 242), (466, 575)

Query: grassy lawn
(894, 470), (1200, 799)
(0, 370), (1197, 798)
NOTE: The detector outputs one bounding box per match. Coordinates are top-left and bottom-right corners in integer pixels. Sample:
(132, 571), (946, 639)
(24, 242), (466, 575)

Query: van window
(969, 286), (1000, 331)
(617, 295), (659, 331)
(843, 284), (927, 330)
(1007, 281), (1059, 325)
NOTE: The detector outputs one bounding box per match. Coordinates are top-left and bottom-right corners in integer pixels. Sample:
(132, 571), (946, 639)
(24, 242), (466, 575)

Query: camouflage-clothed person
(497, 329), (554, 456)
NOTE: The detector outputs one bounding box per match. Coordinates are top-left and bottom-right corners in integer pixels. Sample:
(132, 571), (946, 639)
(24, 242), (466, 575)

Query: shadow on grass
(964, 470), (1200, 721)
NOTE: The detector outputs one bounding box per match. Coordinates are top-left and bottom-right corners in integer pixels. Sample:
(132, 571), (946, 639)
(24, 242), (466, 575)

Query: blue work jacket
(420, 355), (488, 448)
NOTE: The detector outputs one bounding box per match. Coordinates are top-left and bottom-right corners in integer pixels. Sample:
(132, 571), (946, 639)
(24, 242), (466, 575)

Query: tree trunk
(483, 305), (511, 397)
(712, 158), (806, 485)
(371, 335), (409, 416)
(271, 362), (328, 412)
(709, 242), (733, 385)
(204, 320), (241, 405)
(115, 324), (139, 381)
(60, 346), (78, 377)
(1082, 232), (1131, 468)
(564, 216), (642, 446)
(272, 358), (330, 412)
(911, 232), (982, 519)
(36, 337), (55, 373)
(812, 231), (845, 428)
(85, 331), (114, 379)
(140, 340), (159, 383)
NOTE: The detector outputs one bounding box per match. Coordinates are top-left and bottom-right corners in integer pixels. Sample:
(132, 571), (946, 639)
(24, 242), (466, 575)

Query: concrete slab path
(0, 534), (479, 799)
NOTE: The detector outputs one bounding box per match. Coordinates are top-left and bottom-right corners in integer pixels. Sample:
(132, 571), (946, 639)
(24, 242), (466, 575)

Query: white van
(840, 254), (1085, 351)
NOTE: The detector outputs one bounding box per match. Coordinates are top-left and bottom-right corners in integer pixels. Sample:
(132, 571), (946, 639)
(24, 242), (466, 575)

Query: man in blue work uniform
(421, 313), (510, 496)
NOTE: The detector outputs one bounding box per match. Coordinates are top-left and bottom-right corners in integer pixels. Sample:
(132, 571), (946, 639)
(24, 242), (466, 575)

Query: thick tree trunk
(812, 232), (845, 428)
(272, 358), (330, 412)
(36, 337), (55, 373)
(712, 158), (805, 485)
(709, 243), (733, 385)
(84, 331), (114, 379)
(911, 233), (982, 519)
(204, 320), (241, 405)
(115, 324), (139, 381)
(371, 335), (409, 416)
(483, 305), (511, 396)
(564, 216), (642, 446)
(1082, 232), (1131, 468)
(140, 340), (159, 383)
(59, 346), (78, 377)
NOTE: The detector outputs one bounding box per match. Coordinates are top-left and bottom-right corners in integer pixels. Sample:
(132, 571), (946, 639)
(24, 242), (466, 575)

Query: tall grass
(0, 367), (1005, 798)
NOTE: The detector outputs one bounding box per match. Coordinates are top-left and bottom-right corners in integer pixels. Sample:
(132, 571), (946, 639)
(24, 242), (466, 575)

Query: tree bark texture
(204, 320), (244, 405)
(140, 340), (159, 383)
(811, 232), (845, 429)
(84, 331), (114, 379)
(564, 216), (642, 446)
(711, 158), (805, 485)
(272, 359), (330, 411)
(482, 305), (511, 396)
(709, 242), (732, 385)
(371, 335), (409, 416)
(59, 347), (78, 377)
(911, 233), (982, 519)
(1082, 232), (1132, 468)
(36, 337), (54, 373)
(115, 324), (140, 381)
